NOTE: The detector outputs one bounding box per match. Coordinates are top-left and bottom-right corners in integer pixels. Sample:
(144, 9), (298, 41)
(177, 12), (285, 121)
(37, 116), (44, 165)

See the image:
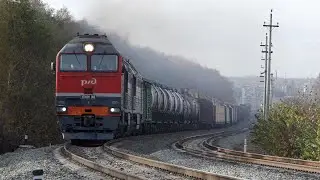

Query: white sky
(44, 0), (320, 78)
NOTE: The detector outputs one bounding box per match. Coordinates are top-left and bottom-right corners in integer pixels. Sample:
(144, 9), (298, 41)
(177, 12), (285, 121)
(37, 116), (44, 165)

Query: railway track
(174, 129), (320, 174)
(61, 140), (241, 180)
(61, 143), (144, 180)
(103, 139), (240, 180)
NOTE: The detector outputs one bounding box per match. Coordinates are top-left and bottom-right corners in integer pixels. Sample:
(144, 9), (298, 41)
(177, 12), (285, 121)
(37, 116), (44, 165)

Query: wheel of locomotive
(136, 115), (143, 135)
(133, 114), (139, 136)
(114, 124), (123, 139)
(124, 112), (129, 134)
(126, 112), (132, 136)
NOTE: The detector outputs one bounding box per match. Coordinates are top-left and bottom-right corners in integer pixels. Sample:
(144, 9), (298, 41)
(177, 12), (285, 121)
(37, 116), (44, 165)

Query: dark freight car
(198, 98), (214, 129)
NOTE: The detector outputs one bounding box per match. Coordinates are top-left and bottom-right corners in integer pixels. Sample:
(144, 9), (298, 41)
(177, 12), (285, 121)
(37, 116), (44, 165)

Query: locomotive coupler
(81, 115), (95, 127)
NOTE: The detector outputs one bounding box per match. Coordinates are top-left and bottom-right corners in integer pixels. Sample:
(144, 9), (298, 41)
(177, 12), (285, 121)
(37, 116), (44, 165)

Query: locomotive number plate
(81, 95), (96, 100)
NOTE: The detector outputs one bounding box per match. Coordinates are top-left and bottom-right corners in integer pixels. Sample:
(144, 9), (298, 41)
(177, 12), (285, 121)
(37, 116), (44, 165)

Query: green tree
(0, 0), (238, 153)
(0, 0), (79, 152)
(252, 84), (320, 160)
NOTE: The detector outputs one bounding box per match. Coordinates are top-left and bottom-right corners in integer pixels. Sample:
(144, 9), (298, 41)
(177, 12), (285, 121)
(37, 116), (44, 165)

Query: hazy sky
(44, 0), (320, 78)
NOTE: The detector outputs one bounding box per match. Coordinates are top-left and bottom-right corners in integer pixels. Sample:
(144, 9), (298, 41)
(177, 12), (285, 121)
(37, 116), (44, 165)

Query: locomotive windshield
(91, 54), (118, 72)
(60, 54), (87, 71)
(59, 54), (118, 72)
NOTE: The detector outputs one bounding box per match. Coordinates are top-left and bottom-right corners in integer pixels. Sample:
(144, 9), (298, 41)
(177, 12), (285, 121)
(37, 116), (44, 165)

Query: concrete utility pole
(260, 33), (268, 120)
(263, 9), (279, 119)
(270, 73), (274, 105)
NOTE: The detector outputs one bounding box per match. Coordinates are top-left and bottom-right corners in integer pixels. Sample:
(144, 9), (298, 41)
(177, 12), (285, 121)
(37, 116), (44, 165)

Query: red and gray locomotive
(51, 34), (240, 143)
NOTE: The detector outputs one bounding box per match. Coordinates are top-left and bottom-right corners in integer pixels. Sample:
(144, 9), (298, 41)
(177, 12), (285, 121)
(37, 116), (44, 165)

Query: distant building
(236, 83), (263, 113)
(241, 87), (245, 104)
(230, 76), (315, 115)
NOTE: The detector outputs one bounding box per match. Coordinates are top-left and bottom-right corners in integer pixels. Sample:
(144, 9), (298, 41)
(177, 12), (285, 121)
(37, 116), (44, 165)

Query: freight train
(50, 34), (243, 144)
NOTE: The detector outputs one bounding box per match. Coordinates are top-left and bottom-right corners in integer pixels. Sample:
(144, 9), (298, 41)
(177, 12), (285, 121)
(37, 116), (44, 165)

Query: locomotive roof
(59, 34), (120, 54)
(69, 34), (112, 44)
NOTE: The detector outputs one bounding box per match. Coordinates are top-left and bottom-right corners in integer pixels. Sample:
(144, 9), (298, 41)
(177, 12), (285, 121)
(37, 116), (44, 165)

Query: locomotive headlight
(110, 107), (120, 113)
(56, 106), (67, 113)
(83, 43), (94, 52)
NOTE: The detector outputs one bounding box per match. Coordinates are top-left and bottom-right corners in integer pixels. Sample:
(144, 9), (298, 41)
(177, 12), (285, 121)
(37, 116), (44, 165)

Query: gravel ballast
(150, 149), (320, 180)
(68, 145), (194, 180)
(4, 119), (313, 180)
(0, 145), (112, 180)
(111, 120), (251, 156)
(0, 121), (248, 180)
(110, 120), (320, 180)
(178, 131), (320, 180)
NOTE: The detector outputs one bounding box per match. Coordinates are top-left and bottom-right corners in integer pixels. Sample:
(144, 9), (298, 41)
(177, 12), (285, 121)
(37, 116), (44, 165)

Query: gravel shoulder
(0, 145), (112, 180)
(214, 130), (267, 154)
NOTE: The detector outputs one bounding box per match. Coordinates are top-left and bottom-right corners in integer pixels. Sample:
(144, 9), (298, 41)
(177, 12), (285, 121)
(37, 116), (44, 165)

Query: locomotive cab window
(91, 55), (118, 72)
(60, 54), (87, 71)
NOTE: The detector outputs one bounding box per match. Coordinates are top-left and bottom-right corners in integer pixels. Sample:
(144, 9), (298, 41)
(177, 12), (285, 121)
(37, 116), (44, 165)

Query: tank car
(143, 81), (199, 133)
